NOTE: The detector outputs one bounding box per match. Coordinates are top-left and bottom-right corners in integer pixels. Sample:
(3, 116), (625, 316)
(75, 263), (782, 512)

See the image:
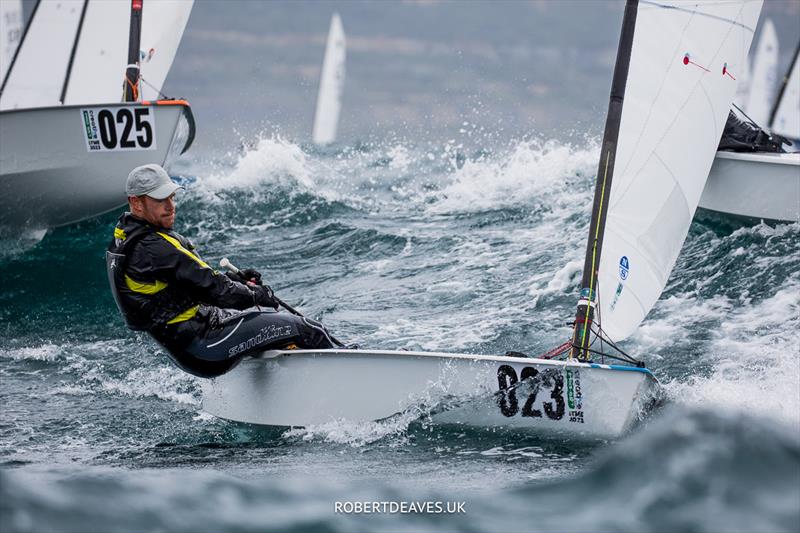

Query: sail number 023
(496, 365), (565, 420)
(81, 107), (157, 152)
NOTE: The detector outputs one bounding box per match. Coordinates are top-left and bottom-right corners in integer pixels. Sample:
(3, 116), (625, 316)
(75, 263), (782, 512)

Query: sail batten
(572, 0), (763, 354)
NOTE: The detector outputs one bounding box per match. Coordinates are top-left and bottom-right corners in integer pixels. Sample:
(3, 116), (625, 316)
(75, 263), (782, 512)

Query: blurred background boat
(0, 0), (195, 232)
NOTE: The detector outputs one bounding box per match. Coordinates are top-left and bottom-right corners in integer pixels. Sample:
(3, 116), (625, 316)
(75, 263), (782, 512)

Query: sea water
(1, 136), (798, 532)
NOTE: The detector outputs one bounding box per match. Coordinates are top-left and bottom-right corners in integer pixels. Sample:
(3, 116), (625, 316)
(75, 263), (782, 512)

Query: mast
(123, 0), (143, 102)
(570, 0), (639, 361)
(768, 41), (800, 130)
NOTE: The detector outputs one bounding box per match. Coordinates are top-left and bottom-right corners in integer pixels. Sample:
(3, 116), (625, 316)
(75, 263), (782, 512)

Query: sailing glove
(225, 268), (263, 285)
(241, 268), (263, 285)
(252, 284), (280, 309)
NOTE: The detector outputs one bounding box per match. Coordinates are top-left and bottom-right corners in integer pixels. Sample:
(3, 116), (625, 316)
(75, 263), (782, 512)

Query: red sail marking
(682, 53), (710, 72)
(722, 63), (736, 80)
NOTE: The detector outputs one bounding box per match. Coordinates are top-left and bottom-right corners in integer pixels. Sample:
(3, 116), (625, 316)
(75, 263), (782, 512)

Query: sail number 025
(97, 108), (153, 149)
(496, 365), (565, 420)
(81, 106), (157, 152)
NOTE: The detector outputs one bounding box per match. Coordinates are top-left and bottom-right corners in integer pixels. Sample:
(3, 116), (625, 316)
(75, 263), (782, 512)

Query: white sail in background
(0, 0), (84, 109)
(769, 47), (800, 140)
(744, 18), (777, 125)
(733, 53), (750, 108)
(137, 0), (193, 101)
(597, 0), (762, 342)
(0, 0), (23, 86)
(63, 0), (193, 104)
(312, 13), (346, 145)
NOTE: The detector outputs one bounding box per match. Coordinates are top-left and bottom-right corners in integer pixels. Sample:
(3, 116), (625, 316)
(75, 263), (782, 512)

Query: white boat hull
(202, 349), (659, 440)
(699, 151), (800, 222)
(0, 101), (195, 229)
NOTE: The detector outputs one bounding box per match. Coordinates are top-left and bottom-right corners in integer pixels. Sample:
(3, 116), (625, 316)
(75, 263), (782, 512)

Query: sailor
(106, 164), (338, 377)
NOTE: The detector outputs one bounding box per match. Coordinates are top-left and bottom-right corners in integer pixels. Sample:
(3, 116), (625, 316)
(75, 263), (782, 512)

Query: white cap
(125, 164), (183, 200)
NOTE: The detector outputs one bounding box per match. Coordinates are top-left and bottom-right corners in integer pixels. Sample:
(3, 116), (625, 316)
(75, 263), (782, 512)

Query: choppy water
(1, 135), (798, 532)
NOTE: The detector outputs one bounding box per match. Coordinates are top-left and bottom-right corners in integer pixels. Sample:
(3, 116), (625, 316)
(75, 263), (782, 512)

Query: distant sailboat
(0, 0), (195, 230)
(312, 13), (345, 145)
(203, 0), (762, 439)
(743, 18), (778, 126)
(733, 50), (750, 108)
(700, 34), (800, 223)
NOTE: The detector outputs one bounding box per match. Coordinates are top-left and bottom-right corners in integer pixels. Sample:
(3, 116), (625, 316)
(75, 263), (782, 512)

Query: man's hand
(226, 267), (263, 285)
(252, 284), (279, 309)
(241, 268), (263, 285)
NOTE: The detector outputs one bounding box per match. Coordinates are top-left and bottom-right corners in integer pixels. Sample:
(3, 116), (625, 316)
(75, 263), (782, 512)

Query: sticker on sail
(609, 282), (624, 311)
(81, 106), (157, 152)
(618, 256), (629, 280)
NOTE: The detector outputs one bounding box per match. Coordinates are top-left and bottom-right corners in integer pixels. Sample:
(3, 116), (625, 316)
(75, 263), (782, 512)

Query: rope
(139, 75), (170, 100)
(125, 76), (139, 102)
(587, 324), (642, 366)
(732, 103), (762, 130)
(536, 341), (571, 360)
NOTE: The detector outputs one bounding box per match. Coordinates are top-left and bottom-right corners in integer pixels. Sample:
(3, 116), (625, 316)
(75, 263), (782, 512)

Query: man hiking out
(106, 164), (339, 377)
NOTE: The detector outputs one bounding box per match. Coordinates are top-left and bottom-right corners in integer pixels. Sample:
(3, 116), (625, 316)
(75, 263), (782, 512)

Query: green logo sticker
(566, 369), (575, 409)
(83, 111), (92, 139)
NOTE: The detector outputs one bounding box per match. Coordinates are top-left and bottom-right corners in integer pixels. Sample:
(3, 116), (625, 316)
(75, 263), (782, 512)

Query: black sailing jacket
(107, 213), (257, 334)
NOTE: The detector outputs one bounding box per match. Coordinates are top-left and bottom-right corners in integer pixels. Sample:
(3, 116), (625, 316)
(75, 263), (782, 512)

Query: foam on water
(0, 343), (62, 362)
(2, 129), (799, 532)
(426, 138), (598, 214)
(281, 413), (415, 447)
(204, 135), (315, 192)
(0, 228), (48, 262)
(94, 366), (200, 406)
(662, 284), (800, 434)
(527, 259), (583, 308)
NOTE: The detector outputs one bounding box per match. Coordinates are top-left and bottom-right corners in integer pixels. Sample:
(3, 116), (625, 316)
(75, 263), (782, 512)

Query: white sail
(733, 53), (750, 108)
(596, 0), (763, 342)
(0, 0), (23, 86)
(769, 46), (800, 140)
(743, 18), (778, 125)
(63, 0), (193, 104)
(137, 0), (193, 101)
(61, 0), (127, 104)
(312, 13), (346, 145)
(0, 0), (84, 109)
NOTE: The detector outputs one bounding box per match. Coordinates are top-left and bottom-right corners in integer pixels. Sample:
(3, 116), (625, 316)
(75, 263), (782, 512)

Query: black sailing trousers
(153, 306), (337, 377)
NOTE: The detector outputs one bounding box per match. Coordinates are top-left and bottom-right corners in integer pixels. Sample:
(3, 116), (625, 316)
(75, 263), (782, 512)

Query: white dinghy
(742, 18), (778, 126)
(203, 0), (763, 439)
(700, 151), (799, 222)
(0, 0), (195, 230)
(311, 13), (346, 146)
(701, 42), (800, 223)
